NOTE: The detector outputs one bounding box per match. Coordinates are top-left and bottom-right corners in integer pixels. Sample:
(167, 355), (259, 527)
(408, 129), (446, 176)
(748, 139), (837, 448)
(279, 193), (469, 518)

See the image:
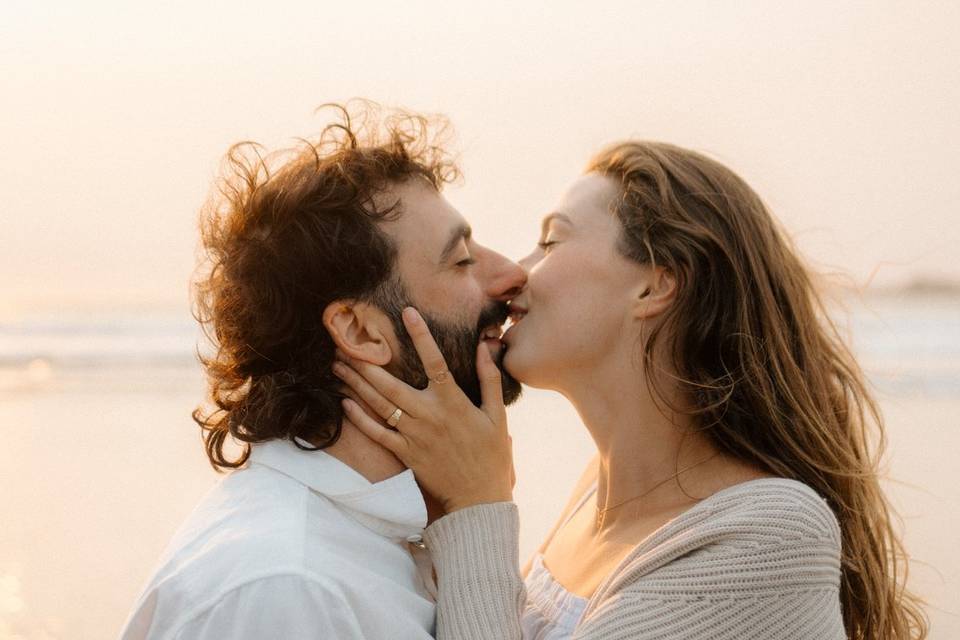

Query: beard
(375, 279), (522, 407)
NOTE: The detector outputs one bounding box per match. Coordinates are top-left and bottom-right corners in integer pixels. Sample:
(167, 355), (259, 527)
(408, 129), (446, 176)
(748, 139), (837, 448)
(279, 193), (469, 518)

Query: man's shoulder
(161, 462), (361, 566)
(164, 464), (310, 554)
(120, 568), (353, 639)
(121, 466), (356, 637)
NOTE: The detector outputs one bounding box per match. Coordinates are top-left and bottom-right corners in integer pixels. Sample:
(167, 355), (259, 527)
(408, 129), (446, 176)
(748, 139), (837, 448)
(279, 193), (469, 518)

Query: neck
(322, 418), (407, 483)
(322, 417), (446, 524)
(557, 355), (721, 523)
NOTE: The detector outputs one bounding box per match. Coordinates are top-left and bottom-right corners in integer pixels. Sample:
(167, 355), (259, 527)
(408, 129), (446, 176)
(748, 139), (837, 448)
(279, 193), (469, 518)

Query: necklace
(595, 454), (717, 530)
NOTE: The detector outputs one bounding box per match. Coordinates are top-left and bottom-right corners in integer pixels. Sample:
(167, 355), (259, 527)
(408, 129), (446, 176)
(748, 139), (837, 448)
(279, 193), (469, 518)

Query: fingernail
(403, 307), (420, 325)
(332, 362), (345, 375)
(341, 398), (355, 410)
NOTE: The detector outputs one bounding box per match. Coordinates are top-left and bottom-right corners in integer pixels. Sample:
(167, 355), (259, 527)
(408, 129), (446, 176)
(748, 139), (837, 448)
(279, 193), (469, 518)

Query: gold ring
(386, 408), (403, 427)
(430, 369), (451, 384)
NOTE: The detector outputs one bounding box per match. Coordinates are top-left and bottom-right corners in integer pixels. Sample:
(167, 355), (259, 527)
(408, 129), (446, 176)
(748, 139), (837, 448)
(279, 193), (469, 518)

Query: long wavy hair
(192, 101), (458, 472)
(587, 141), (927, 639)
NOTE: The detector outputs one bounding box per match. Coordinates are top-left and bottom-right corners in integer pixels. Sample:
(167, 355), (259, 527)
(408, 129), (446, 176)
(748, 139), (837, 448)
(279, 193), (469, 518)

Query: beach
(0, 294), (957, 638)
(5, 1), (959, 637)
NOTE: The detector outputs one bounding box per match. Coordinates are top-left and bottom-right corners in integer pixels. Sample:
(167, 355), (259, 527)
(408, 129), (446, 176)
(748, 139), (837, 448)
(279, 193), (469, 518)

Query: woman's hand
(332, 307), (514, 514)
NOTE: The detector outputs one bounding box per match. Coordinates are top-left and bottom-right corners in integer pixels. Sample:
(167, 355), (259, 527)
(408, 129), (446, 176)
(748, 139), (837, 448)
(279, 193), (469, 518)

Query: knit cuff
(424, 502), (524, 639)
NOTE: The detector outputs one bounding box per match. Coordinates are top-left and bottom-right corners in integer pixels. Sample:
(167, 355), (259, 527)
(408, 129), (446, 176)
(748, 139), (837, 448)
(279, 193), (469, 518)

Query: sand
(0, 370), (956, 638)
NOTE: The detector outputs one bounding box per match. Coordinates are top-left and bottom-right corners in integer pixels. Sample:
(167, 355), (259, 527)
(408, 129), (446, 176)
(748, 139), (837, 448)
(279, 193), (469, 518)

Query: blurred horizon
(3, 288), (959, 398)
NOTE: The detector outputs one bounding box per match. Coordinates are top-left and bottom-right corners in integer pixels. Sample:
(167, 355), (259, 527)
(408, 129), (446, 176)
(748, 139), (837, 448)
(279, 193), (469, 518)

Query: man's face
(375, 179), (527, 406)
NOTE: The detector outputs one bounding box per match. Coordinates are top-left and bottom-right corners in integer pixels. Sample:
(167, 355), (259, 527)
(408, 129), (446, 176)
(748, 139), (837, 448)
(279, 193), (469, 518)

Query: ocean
(1, 293), (957, 638)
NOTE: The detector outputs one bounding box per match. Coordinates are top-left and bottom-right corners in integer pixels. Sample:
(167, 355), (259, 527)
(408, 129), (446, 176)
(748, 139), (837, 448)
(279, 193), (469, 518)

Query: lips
(479, 322), (507, 361)
(501, 301), (527, 339)
(482, 324), (504, 340)
(509, 298), (527, 320)
(476, 302), (511, 342)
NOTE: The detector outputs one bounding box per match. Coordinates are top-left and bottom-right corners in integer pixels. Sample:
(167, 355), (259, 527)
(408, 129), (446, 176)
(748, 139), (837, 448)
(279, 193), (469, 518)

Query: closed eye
(537, 241), (557, 251)
(456, 257), (476, 267)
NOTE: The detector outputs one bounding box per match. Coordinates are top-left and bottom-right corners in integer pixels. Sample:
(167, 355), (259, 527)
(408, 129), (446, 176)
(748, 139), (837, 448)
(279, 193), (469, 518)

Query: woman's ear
(633, 267), (676, 320)
(322, 301), (393, 365)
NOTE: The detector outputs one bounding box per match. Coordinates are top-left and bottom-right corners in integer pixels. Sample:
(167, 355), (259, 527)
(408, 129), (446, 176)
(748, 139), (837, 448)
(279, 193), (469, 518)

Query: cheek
(416, 276), (483, 327)
(539, 248), (621, 329)
(509, 250), (625, 375)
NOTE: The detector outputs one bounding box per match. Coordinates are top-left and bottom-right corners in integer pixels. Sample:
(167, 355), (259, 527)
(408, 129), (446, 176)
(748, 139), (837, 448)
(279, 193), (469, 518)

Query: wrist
(444, 490), (513, 514)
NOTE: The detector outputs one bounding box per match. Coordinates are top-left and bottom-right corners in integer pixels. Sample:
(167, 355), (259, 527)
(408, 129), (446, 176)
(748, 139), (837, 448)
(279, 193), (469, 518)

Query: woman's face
(502, 174), (651, 390)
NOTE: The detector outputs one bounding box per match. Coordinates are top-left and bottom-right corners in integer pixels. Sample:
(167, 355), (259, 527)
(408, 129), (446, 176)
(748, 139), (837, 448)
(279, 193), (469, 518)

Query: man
(119, 103), (526, 639)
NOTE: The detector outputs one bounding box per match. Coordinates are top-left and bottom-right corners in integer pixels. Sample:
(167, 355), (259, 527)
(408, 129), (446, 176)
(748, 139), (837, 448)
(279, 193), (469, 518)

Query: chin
(502, 344), (546, 390)
(501, 373), (523, 405)
(504, 337), (571, 392)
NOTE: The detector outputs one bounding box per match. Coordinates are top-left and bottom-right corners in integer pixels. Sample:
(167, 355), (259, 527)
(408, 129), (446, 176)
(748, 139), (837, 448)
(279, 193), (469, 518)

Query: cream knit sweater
(423, 478), (846, 639)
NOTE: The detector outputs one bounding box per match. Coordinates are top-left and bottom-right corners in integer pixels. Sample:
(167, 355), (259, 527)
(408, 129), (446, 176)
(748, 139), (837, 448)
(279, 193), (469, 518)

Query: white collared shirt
(120, 438), (436, 639)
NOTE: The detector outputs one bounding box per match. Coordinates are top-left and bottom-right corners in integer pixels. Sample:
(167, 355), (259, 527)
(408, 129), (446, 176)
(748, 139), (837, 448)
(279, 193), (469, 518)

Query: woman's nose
(517, 250), (539, 274)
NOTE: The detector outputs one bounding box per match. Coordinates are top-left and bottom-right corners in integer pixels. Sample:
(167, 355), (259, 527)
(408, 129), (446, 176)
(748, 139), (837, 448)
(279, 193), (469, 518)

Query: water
(3, 294), (958, 397)
(1, 295), (958, 638)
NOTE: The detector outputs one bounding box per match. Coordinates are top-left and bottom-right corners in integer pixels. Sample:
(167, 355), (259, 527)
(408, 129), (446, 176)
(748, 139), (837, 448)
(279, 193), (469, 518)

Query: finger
(332, 361), (402, 422)
(402, 307), (452, 387)
(335, 354), (422, 417)
(339, 387), (387, 425)
(341, 398), (408, 458)
(476, 341), (506, 425)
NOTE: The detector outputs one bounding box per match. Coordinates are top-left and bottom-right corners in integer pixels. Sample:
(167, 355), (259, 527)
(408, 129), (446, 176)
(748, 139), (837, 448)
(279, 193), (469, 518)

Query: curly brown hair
(192, 101), (459, 472)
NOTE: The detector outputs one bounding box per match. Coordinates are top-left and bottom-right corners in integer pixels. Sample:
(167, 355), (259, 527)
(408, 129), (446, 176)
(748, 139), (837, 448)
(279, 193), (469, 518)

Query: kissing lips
(501, 303), (527, 344)
(480, 323), (506, 359)
(475, 302), (511, 360)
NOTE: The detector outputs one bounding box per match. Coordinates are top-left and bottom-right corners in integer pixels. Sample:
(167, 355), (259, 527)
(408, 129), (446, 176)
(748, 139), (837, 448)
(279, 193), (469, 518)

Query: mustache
(474, 302), (510, 337)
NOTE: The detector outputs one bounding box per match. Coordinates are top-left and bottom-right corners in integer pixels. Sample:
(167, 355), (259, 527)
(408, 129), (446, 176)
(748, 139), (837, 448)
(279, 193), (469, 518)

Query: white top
(119, 438), (437, 639)
(521, 554), (588, 639)
(520, 484), (594, 639)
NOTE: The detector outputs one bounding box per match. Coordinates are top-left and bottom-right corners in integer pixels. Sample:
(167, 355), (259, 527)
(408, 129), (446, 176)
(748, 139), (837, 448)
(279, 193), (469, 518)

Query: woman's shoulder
(582, 476), (848, 638)
(599, 477), (843, 599)
(652, 476), (843, 558)
(694, 477), (842, 545)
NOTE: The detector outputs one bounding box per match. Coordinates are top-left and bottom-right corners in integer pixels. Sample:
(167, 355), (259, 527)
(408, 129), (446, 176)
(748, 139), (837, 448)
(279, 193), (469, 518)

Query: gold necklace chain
(595, 454), (717, 530)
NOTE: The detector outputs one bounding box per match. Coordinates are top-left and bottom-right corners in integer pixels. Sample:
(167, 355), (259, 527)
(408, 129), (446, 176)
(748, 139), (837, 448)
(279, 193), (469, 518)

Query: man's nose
(480, 247), (527, 301)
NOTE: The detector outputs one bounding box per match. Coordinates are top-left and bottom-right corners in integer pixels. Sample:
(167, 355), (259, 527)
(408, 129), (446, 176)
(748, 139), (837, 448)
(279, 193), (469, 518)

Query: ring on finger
(386, 407), (404, 427)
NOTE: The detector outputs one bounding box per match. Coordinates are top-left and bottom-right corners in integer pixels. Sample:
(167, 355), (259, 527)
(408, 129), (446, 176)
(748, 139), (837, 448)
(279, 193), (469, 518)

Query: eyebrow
(541, 212), (574, 233)
(438, 223), (473, 263)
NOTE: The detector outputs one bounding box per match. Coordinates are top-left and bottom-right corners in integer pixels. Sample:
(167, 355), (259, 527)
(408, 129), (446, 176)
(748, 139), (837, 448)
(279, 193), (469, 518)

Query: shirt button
(406, 534), (426, 549)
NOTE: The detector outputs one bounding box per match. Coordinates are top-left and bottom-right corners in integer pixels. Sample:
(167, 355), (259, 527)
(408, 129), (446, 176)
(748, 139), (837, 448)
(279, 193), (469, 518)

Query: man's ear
(632, 266), (677, 320)
(322, 301), (393, 365)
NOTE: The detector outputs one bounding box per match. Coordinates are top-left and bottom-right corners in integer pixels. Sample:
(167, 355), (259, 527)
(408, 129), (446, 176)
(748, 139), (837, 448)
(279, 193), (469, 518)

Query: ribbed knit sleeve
(423, 502), (525, 640)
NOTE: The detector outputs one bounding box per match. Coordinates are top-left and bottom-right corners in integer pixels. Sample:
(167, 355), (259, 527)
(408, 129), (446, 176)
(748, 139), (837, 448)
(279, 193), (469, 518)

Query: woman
(334, 141), (927, 639)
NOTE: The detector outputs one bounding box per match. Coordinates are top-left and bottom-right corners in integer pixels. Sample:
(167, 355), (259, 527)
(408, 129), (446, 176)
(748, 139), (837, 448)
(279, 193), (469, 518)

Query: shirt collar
(247, 438), (427, 541)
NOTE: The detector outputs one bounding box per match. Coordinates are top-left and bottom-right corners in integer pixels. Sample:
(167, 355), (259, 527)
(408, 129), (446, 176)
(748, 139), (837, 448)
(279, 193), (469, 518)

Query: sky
(2, 0), (959, 312)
